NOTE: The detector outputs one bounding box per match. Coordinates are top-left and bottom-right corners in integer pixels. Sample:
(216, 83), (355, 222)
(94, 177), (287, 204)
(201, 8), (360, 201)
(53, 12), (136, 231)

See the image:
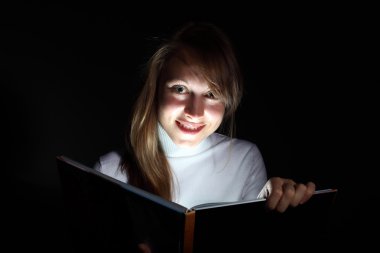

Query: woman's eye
(205, 91), (216, 99)
(172, 85), (187, 94)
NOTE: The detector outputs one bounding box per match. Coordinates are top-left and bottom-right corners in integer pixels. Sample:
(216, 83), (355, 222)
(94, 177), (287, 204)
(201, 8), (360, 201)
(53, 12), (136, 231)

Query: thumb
(257, 179), (272, 199)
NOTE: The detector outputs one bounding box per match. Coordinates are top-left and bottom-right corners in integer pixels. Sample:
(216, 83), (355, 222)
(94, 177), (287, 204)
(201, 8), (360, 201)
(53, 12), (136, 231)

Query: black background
(2, 1), (378, 251)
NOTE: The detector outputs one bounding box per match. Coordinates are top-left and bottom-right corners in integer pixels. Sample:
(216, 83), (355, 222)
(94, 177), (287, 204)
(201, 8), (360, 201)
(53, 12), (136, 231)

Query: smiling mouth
(176, 121), (205, 133)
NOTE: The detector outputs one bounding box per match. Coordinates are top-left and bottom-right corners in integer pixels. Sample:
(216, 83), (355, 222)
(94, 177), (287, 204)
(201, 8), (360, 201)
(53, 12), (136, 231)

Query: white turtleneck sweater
(95, 124), (267, 209)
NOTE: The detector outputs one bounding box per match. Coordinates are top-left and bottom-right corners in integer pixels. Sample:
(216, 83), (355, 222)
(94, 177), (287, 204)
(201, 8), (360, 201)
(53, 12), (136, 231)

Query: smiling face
(158, 51), (225, 148)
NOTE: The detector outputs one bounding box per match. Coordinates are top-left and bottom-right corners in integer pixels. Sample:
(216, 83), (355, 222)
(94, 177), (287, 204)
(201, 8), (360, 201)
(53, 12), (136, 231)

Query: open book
(56, 155), (338, 253)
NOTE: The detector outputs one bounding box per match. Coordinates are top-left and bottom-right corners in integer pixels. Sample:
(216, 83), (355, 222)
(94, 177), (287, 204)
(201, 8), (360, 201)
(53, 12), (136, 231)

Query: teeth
(179, 122), (199, 130)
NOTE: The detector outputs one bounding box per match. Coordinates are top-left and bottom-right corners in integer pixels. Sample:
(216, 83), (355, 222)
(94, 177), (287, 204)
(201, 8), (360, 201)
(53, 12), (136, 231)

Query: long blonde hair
(123, 22), (243, 200)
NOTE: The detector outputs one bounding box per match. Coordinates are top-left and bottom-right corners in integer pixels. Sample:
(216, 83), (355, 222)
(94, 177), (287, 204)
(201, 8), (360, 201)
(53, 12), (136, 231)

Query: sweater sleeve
(241, 144), (268, 200)
(94, 150), (128, 183)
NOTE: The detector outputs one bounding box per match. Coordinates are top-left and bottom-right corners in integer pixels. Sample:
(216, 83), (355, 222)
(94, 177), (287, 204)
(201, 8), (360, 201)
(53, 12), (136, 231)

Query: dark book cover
(56, 155), (338, 253)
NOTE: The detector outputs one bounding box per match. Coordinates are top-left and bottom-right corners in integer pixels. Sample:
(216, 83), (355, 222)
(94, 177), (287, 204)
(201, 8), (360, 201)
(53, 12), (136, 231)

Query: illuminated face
(158, 54), (225, 148)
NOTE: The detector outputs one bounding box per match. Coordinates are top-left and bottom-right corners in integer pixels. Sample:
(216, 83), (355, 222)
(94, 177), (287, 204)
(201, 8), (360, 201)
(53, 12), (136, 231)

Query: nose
(184, 95), (204, 118)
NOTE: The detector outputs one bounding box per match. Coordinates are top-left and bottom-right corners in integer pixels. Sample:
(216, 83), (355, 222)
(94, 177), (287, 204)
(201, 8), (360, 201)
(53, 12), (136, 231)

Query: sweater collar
(158, 123), (211, 157)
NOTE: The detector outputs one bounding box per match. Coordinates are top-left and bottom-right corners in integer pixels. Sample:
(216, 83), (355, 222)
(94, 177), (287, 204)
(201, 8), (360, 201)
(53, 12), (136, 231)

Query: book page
(192, 188), (337, 210)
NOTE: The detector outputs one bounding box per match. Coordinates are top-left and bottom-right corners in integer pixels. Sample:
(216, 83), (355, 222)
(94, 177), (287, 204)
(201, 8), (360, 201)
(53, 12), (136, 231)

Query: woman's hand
(258, 177), (316, 213)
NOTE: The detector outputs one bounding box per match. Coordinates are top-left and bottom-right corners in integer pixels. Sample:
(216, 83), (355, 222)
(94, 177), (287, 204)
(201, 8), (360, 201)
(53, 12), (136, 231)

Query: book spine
(183, 210), (196, 253)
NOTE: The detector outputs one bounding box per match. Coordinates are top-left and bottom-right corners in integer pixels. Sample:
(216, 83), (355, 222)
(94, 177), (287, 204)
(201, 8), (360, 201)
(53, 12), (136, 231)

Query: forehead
(164, 51), (205, 82)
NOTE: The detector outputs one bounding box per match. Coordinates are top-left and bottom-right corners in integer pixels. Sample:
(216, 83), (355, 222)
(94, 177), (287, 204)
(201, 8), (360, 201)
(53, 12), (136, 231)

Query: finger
(290, 183), (307, 207)
(265, 177), (283, 210)
(300, 181), (316, 204)
(275, 183), (296, 213)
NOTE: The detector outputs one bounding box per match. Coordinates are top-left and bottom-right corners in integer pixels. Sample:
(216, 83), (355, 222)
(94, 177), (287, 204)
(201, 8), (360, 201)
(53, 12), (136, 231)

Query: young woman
(95, 22), (315, 213)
